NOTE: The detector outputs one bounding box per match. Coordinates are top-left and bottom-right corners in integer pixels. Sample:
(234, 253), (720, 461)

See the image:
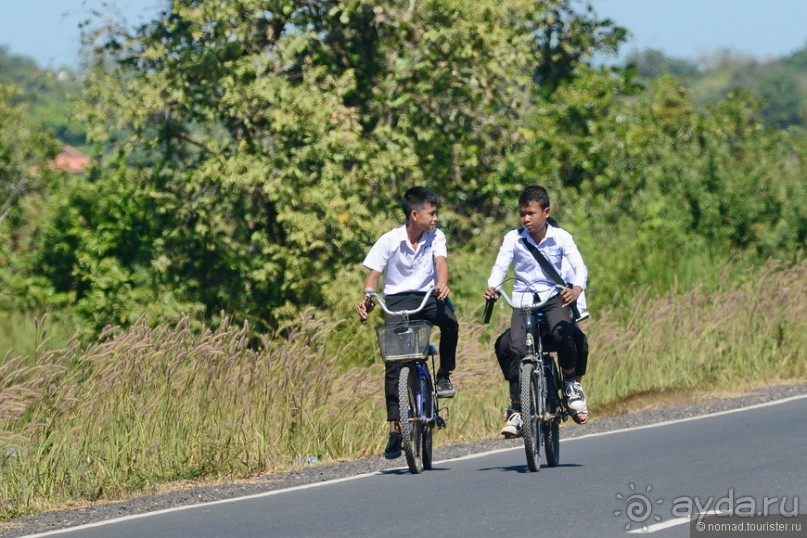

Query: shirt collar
(395, 225), (431, 251)
(518, 224), (556, 247)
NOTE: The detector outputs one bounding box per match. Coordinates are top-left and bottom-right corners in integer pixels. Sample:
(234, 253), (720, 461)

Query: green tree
(0, 47), (86, 147)
(35, 0), (621, 328)
(625, 48), (700, 82)
(755, 66), (804, 128)
(506, 71), (807, 304)
(0, 84), (65, 310)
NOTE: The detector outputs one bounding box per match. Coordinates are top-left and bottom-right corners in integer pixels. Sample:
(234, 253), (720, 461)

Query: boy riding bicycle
(484, 185), (590, 437)
(357, 187), (459, 459)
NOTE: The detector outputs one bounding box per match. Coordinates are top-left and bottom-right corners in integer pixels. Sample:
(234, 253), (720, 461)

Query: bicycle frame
(492, 285), (568, 471)
(365, 288), (446, 473)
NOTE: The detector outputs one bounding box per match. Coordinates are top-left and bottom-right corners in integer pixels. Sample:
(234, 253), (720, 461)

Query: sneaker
(501, 411), (523, 438)
(564, 379), (589, 414)
(435, 374), (455, 398)
(384, 431), (402, 459)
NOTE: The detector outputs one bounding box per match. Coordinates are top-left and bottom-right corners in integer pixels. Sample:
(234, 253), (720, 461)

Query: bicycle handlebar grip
(361, 294), (374, 324)
(570, 301), (581, 322)
(563, 283), (582, 321)
(483, 298), (495, 324)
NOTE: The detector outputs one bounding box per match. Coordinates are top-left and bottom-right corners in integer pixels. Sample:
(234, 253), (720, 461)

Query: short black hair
(402, 187), (439, 220)
(518, 185), (551, 209)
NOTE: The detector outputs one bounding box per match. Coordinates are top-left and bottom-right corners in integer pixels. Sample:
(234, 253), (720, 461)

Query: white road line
(628, 510), (724, 534)
(558, 393), (807, 444)
(627, 517), (690, 533)
(19, 393), (807, 537)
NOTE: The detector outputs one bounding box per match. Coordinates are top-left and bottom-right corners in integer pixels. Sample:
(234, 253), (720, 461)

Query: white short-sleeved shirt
(487, 225), (587, 306)
(363, 225), (447, 295)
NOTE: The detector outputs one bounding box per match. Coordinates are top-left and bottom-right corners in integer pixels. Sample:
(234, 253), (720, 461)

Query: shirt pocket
(543, 246), (563, 270)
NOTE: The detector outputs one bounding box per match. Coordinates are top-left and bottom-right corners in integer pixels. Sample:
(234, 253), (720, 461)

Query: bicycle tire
(520, 360), (542, 472)
(542, 356), (561, 467)
(398, 365), (424, 474)
(422, 424), (433, 470)
(421, 373), (434, 470)
(543, 418), (560, 467)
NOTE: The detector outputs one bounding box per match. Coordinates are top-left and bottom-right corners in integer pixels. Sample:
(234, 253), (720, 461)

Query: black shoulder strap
(520, 236), (582, 321)
(520, 237), (565, 287)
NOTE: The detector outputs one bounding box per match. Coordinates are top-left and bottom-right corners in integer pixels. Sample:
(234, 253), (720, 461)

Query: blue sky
(2, 0), (807, 69)
(595, 0), (807, 62)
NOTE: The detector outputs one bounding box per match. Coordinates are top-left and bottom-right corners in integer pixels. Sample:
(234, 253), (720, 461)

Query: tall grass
(586, 261), (807, 410)
(0, 315), (386, 518)
(0, 261), (805, 519)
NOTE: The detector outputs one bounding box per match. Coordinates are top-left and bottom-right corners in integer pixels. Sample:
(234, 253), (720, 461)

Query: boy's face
(410, 203), (439, 232)
(519, 201), (550, 234)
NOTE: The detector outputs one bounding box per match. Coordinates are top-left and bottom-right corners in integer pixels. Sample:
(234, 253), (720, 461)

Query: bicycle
(364, 288), (447, 474)
(484, 284), (569, 472)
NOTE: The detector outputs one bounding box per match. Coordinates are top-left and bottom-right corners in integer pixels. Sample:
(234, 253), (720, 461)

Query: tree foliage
(0, 84), (66, 311)
(21, 0), (619, 329)
(1, 1), (805, 333)
(0, 48), (86, 147)
(626, 46), (807, 130)
(507, 71), (807, 299)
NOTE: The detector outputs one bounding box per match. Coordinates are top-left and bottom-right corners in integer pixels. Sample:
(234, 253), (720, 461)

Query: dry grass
(584, 261), (807, 409)
(0, 261), (805, 519)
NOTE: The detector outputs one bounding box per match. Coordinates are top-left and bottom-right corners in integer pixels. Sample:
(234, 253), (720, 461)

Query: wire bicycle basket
(375, 320), (433, 363)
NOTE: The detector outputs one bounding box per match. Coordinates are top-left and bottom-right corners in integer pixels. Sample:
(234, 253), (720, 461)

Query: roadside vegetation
(1, 259), (804, 518)
(1, 0), (805, 519)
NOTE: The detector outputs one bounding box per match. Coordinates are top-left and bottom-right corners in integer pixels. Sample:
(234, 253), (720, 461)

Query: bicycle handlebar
(364, 287), (434, 317)
(488, 284), (566, 314)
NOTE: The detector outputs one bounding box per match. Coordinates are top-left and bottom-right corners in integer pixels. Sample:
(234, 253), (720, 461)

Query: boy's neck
(406, 221), (425, 245)
(529, 223), (548, 243)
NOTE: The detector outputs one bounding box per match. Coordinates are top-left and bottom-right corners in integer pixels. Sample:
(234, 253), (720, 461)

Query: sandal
(571, 409), (589, 424)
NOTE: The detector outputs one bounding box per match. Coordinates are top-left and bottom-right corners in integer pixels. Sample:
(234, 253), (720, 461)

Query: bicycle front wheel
(398, 365), (424, 474)
(520, 360), (543, 472)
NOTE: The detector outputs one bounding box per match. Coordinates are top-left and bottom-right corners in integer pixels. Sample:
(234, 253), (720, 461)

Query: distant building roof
(50, 145), (89, 173)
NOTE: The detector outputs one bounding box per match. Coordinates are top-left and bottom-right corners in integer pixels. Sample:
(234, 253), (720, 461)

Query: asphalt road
(21, 394), (807, 538)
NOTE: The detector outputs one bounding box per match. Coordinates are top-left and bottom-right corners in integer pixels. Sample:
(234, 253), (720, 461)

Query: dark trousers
(495, 295), (588, 402)
(383, 292), (458, 422)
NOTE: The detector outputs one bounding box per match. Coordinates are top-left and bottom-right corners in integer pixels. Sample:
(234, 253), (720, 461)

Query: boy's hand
(483, 287), (500, 300)
(559, 285), (582, 308)
(356, 295), (375, 320)
(434, 283), (450, 301)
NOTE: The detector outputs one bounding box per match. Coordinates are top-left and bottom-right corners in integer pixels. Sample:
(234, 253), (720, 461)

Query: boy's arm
(434, 256), (450, 300)
(563, 242), (587, 289)
(356, 269), (382, 320)
(559, 236), (587, 308)
(486, 232), (516, 291)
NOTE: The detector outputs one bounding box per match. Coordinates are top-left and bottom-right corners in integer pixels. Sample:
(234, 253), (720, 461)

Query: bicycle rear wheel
(398, 365), (424, 474)
(543, 358), (561, 467)
(543, 419), (560, 467)
(422, 424), (433, 470)
(520, 360), (542, 472)
(421, 373), (434, 470)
